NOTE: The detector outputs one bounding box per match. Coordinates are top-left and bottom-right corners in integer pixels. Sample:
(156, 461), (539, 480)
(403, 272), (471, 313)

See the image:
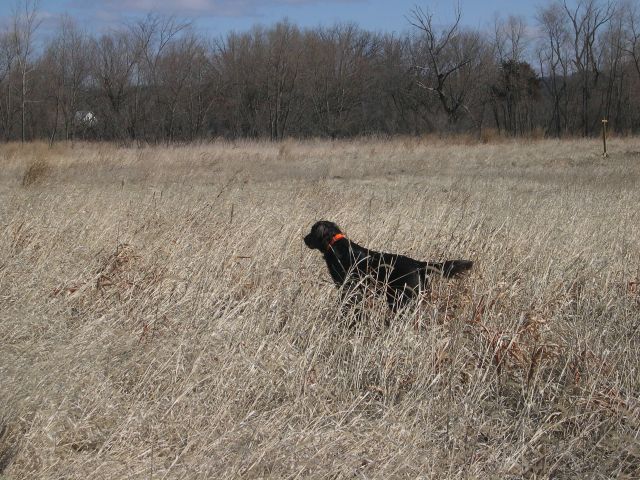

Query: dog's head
(304, 220), (343, 251)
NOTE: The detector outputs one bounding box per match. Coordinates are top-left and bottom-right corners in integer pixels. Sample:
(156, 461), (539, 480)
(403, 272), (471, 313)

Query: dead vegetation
(21, 156), (49, 187)
(0, 138), (639, 478)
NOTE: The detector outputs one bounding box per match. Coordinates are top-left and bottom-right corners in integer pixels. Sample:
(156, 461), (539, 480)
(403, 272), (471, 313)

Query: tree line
(1, 0), (640, 143)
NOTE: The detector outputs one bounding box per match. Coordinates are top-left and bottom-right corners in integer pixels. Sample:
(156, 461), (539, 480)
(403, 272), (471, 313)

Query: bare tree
(153, 32), (202, 141)
(0, 28), (17, 141)
(376, 33), (427, 134)
(492, 15), (532, 134)
(599, 6), (627, 127)
(265, 21), (302, 140)
(11, 0), (41, 143)
(408, 6), (479, 124)
(184, 43), (218, 140)
(563, 0), (615, 136)
(623, 2), (640, 81)
(301, 24), (379, 137)
(214, 27), (266, 138)
(537, 2), (572, 136)
(90, 29), (142, 140)
(494, 15), (529, 64)
(0, 31), (14, 94)
(131, 14), (189, 141)
(44, 16), (89, 141)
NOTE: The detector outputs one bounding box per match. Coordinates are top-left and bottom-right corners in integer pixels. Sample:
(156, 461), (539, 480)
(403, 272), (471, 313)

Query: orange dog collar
(327, 233), (346, 249)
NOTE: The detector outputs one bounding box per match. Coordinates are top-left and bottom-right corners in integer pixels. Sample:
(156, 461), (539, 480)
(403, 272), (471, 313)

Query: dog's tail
(426, 260), (473, 278)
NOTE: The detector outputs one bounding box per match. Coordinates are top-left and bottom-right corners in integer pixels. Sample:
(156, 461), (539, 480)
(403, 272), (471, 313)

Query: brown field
(1, 138), (639, 478)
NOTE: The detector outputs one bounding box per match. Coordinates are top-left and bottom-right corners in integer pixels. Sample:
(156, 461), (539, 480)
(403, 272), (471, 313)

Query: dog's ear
(317, 222), (333, 248)
(317, 221), (342, 249)
(305, 221), (341, 250)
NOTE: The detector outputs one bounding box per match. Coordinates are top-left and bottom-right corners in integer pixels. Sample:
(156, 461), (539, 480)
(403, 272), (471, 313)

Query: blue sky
(0, 0), (541, 37)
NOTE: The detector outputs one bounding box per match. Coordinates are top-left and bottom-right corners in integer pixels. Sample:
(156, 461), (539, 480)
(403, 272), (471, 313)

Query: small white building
(74, 111), (97, 128)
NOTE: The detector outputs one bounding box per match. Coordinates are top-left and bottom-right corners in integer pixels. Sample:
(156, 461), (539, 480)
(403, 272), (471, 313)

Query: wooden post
(602, 119), (608, 157)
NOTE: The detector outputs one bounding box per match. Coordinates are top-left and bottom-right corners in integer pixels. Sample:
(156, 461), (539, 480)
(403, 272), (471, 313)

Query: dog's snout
(304, 234), (313, 248)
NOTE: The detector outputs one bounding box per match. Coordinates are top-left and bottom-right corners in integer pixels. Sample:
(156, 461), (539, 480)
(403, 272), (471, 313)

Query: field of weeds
(1, 137), (639, 478)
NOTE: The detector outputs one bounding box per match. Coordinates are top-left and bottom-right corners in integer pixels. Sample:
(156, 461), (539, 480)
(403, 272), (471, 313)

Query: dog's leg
(339, 287), (364, 329)
(386, 286), (415, 315)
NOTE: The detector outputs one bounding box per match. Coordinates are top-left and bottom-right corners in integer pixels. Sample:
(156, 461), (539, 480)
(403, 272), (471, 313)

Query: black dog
(304, 220), (473, 312)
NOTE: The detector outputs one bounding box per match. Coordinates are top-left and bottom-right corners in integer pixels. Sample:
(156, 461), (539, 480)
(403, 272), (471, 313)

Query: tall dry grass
(1, 138), (639, 478)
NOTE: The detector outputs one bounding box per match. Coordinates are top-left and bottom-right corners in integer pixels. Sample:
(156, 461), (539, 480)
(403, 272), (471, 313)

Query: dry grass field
(1, 137), (640, 478)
